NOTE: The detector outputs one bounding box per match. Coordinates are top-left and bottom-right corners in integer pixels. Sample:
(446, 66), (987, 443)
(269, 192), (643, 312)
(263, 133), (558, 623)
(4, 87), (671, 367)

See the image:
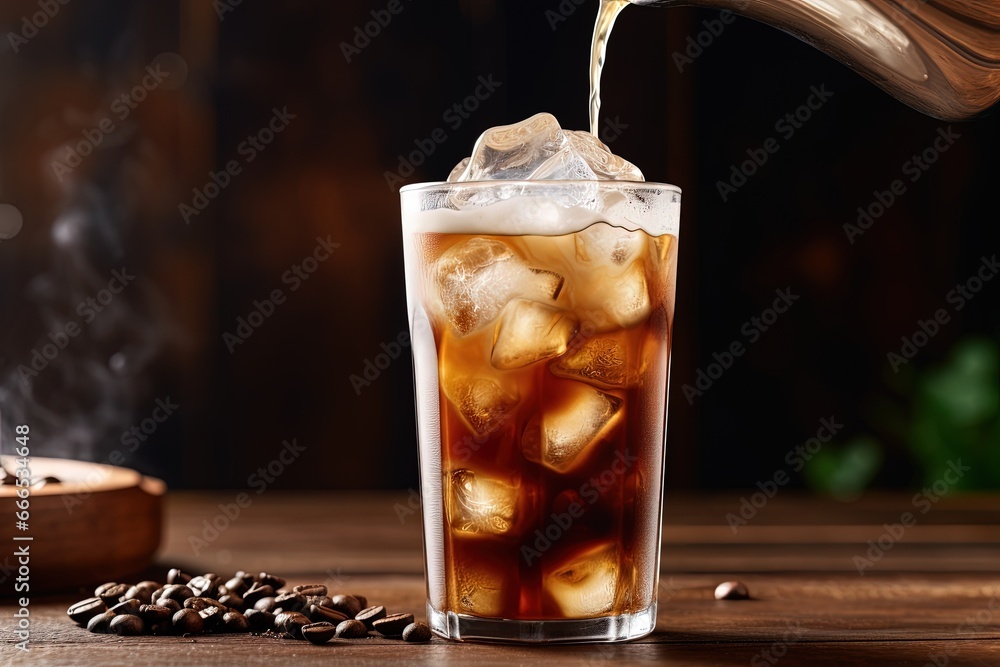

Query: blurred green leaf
(803, 436), (883, 500)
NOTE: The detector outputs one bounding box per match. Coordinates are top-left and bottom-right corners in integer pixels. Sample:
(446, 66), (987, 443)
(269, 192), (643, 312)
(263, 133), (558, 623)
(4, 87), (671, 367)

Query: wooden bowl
(0, 456), (165, 594)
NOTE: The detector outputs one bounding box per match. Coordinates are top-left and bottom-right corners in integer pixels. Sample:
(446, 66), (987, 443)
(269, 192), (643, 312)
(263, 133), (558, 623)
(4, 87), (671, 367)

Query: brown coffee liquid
(418, 227), (676, 620)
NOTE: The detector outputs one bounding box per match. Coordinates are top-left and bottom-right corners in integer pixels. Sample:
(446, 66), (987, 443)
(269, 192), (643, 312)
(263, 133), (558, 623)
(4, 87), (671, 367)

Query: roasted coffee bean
(167, 568), (192, 585)
(245, 609), (276, 632)
(253, 597), (277, 612)
(304, 595), (333, 609)
(68, 597), (107, 625)
(402, 622), (432, 643)
(335, 619), (368, 639)
(149, 620), (173, 636)
(243, 584), (275, 607)
(714, 581), (750, 600)
(199, 605), (223, 629)
(158, 584), (195, 603)
(159, 598), (182, 614)
(139, 604), (173, 624)
(86, 611), (115, 633)
(292, 584), (327, 597)
(221, 611), (250, 633)
(189, 574), (222, 598)
(302, 621), (337, 644)
(123, 585), (152, 605)
(352, 594), (369, 609)
(172, 608), (204, 634)
(372, 612), (414, 637)
(307, 604), (348, 624)
(274, 611), (310, 639)
(330, 594), (362, 617)
(136, 580), (161, 594)
(184, 597), (226, 613)
(355, 605), (386, 629)
(94, 582), (122, 598)
(224, 576), (248, 595)
(258, 572), (286, 590)
(109, 599), (142, 616)
(97, 583), (129, 604)
(110, 614), (145, 636)
(274, 592), (306, 612)
(218, 594), (244, 609)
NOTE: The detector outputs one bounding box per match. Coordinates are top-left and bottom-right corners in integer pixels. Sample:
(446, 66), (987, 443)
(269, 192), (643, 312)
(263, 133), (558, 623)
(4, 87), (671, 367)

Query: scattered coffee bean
(293, 584), (327, 597)
(243, 584), (275, 608)
(307, 604), (348, 624)
(218, 594), (244, 609)
(138, 604), (173, 624)
(158, 584), (195, 604)
(109, 599), (142, 616)
(97, 583), (130, 604)
(402, 622), (431, 643)
(258, 572), (286, 590)
(149, 620), (173, 636)
(373, 613), (414, 637)
(123, 585), (153, 605)
(253, 597), (277, 612)
(110, 614), (145, 636)
(275, 592), (306, 612)
(245, 609), (276, 632)
(335, 619), (368, 639)
(184, 597), (226, 613)
(172, 608), (204, 634)
(68, 597), (107, 625)
(330, 594), (362, 617)
(136, 580), (161, 595)
(714, 580), (750, 601)
(355, 605), (386, 629)
(160, 598), (182, 614)
(167, 568), (192, 585)
(274, 611), (310, 639)
(302, 621), (337, 644)
(94, 582), (122, 598)
(198, 605), (224, 629)
(305, 595), (333, 609)
(86, 611), (115, 634)
(352, 594), (369, 608)
(222, 611), (250, 633)
(189, 574), (222, 598)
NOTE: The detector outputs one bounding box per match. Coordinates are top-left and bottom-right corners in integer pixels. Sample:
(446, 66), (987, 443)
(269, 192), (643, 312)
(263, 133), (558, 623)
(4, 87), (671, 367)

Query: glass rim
(399, 180), (682, 196)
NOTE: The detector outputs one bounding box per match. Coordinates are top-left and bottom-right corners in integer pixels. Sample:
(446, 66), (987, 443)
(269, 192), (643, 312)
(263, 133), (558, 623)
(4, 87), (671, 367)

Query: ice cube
(589, 260), (651, 329)
(575, 223), (647, 276)
(435, 238), (564, 336)
(448, 113), (643, 183)
(521, 381), (623, 473)
(491, 300), (578, 370)
(551, 336), (636, 389)
(544, 541), (622, 618)
(443, 377), (518, 435)
(451, 546), (517, 617)
(445, 469), (520, 536)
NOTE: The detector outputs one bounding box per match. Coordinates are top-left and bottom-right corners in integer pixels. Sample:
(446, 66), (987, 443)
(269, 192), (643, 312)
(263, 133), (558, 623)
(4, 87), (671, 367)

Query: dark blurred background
(0, 0), (997, 494)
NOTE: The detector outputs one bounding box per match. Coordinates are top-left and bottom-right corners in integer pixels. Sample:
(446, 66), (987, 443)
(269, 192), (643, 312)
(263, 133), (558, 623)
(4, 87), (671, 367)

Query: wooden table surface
(3, 491), (1000, 666)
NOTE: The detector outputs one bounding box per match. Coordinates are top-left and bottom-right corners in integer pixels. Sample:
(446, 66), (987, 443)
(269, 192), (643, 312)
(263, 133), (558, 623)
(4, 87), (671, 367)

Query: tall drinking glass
(401, 180), (680, 643)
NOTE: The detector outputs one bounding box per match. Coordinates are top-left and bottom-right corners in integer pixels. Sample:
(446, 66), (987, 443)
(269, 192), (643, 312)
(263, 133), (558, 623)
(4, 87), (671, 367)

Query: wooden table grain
(3, 492), (1000, 665)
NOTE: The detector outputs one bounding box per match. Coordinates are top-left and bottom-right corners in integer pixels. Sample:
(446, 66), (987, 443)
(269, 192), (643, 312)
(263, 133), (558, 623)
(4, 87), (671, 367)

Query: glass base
(426, 602), (657, 644)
